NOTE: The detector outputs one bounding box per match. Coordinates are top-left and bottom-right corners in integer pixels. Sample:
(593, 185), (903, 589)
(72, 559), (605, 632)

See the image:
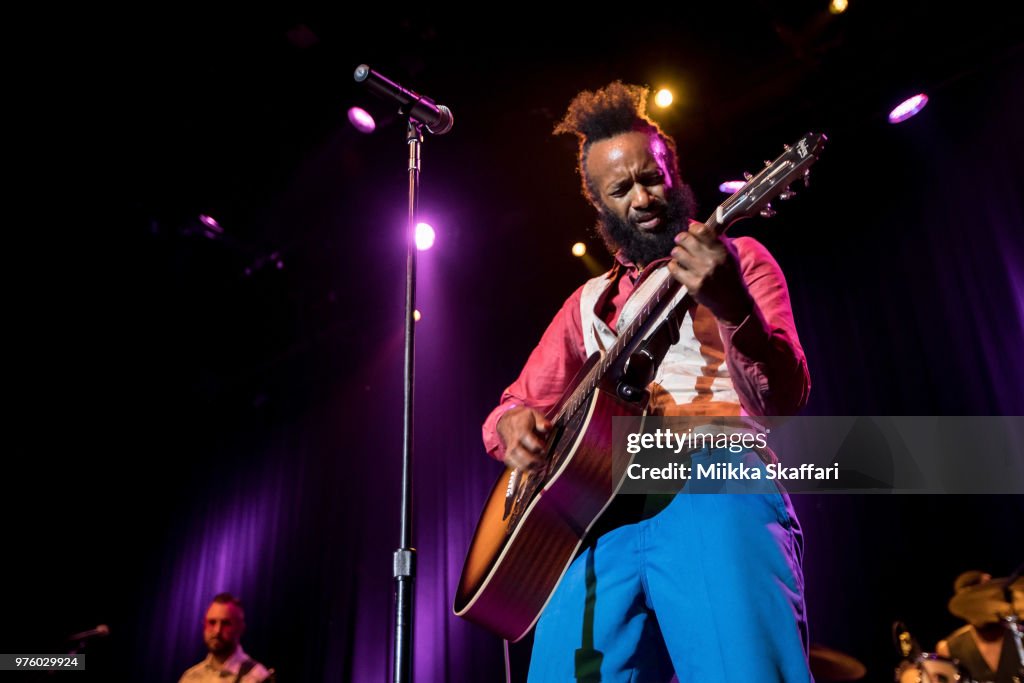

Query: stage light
(197, 214), (224, 239)
(572, 242), (587, 257)
(654, 89), (674, 108)
(888, 94), (929, 124)
(198, 214), (220, 229)
(829, 0), (848, 14)
(415, 222), (436, 251)
(414, 310), (422, 322)
(347, 106), (376, 134)
(718, 180), (747, 194)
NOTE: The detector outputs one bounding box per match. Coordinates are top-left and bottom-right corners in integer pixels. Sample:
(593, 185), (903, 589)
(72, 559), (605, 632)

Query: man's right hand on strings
(497, 406), (552, 471)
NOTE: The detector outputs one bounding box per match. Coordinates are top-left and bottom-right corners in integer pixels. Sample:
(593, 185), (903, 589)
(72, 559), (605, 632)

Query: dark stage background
(5, 4), (1023, 682)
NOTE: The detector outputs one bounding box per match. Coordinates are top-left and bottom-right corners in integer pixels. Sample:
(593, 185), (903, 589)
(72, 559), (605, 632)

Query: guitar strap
(233, 659), (256, 683)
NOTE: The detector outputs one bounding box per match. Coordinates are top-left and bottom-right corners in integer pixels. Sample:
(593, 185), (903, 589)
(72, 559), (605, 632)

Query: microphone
(353, 64), (454, 135)
(67, 624), (110, 641)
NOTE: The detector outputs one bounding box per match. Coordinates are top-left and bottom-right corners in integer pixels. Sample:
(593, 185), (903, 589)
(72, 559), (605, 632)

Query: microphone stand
(391, 114), (424, 683)
(1003, 561), (1024, 680)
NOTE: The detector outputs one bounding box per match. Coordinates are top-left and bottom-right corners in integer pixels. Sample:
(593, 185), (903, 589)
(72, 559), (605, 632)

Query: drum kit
(809, 575), (1024, 683)
(894, 652), (971, 683)
(892, 575), (1023, 683)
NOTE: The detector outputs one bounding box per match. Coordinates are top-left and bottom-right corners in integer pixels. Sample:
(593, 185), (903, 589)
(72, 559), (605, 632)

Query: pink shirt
(482, 236), (810, 462)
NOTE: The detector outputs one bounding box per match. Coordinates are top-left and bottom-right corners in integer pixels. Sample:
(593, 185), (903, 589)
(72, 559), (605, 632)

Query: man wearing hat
(936, 570), (1024, 683)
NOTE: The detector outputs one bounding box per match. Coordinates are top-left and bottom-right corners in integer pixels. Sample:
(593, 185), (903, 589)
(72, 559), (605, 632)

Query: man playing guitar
(479, 82), (814, 681)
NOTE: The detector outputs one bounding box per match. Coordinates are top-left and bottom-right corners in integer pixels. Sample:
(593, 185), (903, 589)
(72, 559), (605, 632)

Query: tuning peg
(764, 160), (773, 167)
(759, 204), (776, 218)
(779, 186), (797, 200)
(783, 144), (791, 151)
(803, 169), (811, 188)
(743, 171), (753, 181)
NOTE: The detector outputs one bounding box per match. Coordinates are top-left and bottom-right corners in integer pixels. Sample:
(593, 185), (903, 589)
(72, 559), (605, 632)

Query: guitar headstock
(710, 132), (826, 233)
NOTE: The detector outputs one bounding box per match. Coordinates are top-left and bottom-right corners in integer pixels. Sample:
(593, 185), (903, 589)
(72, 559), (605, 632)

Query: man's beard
(207, 638), (236, 658)
(594, 181), (697, 266)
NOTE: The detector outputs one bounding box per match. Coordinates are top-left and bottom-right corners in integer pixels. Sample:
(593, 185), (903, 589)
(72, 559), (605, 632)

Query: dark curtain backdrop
(4, 21), (1022, 683)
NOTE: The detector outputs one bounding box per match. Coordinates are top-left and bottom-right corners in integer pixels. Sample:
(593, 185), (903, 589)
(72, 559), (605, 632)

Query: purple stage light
(415, 222), (436, 251)
(888, 94), (929, 124)
(348, 106), (376, 133)
(199, 214), (220, 229)
(718, 180), (747, 194)
(198, 214), (223, 239)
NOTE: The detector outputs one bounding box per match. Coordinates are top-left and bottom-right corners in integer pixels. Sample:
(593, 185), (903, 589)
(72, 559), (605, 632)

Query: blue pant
(527, 450), (811, 682)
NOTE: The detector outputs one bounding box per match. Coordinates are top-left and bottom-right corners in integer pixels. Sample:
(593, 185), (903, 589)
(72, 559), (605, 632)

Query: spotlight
(654, 89), (674, 108)
(415, 223), (436, 251)
(198, 214), (220, 230)
(348, 106), (376, 134)
(829, 0), (848, 14)
(572, 242), (587, 257)
(888, 94), (929, 124)
(718, 180), (747, 194)
(413, 310), (422, 322)
(197, 214), (223, 239)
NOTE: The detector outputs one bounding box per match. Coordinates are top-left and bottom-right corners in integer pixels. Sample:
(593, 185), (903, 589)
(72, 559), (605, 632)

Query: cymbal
(948, 577), (1024, 624)
(809, 643), (866, 681)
